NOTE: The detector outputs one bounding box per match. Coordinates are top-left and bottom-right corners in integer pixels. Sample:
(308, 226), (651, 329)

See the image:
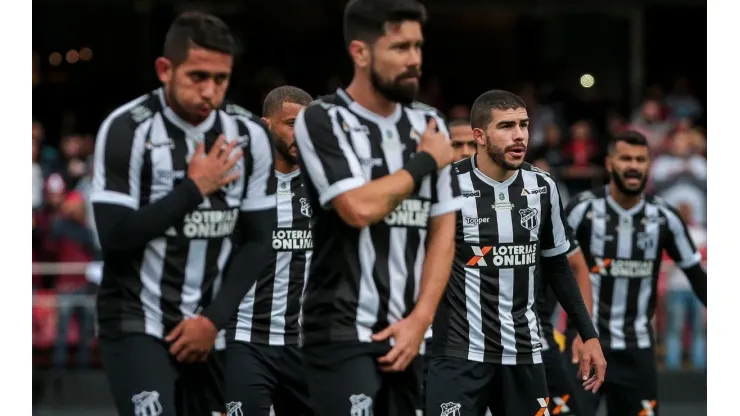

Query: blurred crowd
(31, 76), (707, 383)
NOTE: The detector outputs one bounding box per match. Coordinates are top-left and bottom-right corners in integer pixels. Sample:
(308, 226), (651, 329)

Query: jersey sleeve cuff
(430, 196), (464, 217)
(676, 252), (702, 269)
(565, 244), (582, 258)
(318, 177), (366, 207)
(90, 190), (139, 210)
(542, 240), (571, 258)
(241, 194), (277, 212)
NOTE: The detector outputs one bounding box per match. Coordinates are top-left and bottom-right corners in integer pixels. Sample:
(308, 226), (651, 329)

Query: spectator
(518, 82), (559, 150)
(59, 134), (88, 189)
(665, 76), (703, 122)
(33, 174), (68, 289)
(47, 191), (98, 382)
(74, 158), (100, 254)
(529, 124), (566, 173)
(32, 120), (61, 180)
(32, 128), (45, 210)
(560, 120), (604, 195)
(448, 104), (470, 121)
(628, 99), (674, 153)
(650, 130), (707, 225)
(662, 203), (706, 370)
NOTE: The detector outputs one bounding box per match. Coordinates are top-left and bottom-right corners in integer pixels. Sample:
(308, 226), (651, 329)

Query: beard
(610, 166), (647, 196)
(275, 138), (298, 165)
(370, 61), (420, 105)
(484, 136), (524, 171)
(167, 85), (205, 125)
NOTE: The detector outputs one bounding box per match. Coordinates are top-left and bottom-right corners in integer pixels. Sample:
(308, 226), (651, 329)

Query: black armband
(403, 152), (438, 187)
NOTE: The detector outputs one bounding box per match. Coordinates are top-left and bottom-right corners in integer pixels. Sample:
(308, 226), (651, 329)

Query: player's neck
(163, 88), (206, 126)
(608, 182), (642, 210)
(275, 156), (298, 175)
(345, 76), (397, 117)
(476, 153), (517, 183)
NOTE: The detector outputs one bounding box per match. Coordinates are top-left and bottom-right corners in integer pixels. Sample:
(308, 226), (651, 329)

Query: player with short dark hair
(564, 130), (707, 416)
(427, 89), (606, 416)
(449, 118), (476, 161)
(224, 85), (315, 416)
(92, 11), (276, 416)
(293, 0), (462, 414)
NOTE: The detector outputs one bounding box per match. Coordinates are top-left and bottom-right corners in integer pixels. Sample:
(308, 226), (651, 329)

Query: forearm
(683, 263), (707, 306)
(543, 253), (598, 341)
(93, 179), (203, 251)
(410, 213), (455, 325)
(334, 152), (438, 228)
(202, 210), (273, 329)
(568, 249), (593, 315)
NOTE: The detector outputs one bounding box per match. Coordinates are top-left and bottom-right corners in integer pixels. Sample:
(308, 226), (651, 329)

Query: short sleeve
(427, 114), (463, 217)
(564, 191), (594, 245)
(294, 104), (367, 208)
(239, 118), (278, 212)
(90, 110), (149, 210)
(659, 203), (702, 269)
(541, 177), (571, 258)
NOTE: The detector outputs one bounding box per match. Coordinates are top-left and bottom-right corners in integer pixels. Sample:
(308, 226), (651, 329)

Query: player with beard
(427, 90), (606, 415)
(224, 86), (315, 415)
(563, 131), (707, 416)
(293, 0), (462, 414)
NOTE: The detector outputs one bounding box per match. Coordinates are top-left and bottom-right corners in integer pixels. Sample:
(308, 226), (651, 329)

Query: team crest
(131, 391), (163, 416)
(225, 401), (243, 416)
(519, 207), (539, 231)
(440, 402), (462, 416)
(349, 394), (373, 416)
(636, 232), (655, 251)
(300, 197), (313, 218)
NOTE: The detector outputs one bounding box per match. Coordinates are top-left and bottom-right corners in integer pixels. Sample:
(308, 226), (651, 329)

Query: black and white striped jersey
(91, 88), (276, 339)
(228, 169), (312, 346)
(294, 88), (463, 345)
(432, 157), (571, 365)
(565, 186), (701, 350)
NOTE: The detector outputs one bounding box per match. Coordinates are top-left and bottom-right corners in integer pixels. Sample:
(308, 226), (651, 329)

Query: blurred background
(32, 0), (707, 414)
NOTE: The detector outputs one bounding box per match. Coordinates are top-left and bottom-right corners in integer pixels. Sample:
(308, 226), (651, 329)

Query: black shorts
(565, 340), (659, 416)
(541, 339), (585, 416)
(426, 355), (549, 416)
(302, 341), (422, 416)
(224, 341), (313, 416)
(99, 333), (224, 416)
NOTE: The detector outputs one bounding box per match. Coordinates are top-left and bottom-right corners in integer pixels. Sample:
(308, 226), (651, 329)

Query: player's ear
(155, 57), (173, 85)
(261, 116), (272, 129)
(472, 128), (486, 147)
(604, 156), (612, 174)
(348, 40), (370, 69)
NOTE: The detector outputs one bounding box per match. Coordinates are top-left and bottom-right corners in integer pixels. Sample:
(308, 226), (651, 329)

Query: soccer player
(91, 12), (276, 416)
(293, 0), (462, 414)
(564, 130), (707, 416)
(223, 86), (314, 416)
(537, 244), (593, 416)
(449, 118), (476, 161)
(426, 90), (606, 416)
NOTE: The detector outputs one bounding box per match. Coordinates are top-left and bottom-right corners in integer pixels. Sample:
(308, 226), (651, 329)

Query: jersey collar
(471, 154), (520, 188)
(336, 88), (403, 125)
(156, 88), (217, 141)
(605, 185), (646, 216)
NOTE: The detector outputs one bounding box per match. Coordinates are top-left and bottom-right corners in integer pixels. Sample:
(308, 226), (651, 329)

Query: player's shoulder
(646, 194), (682, 217)
(573, 188), (603, 204)
(520, 162), (552, 178)
(407, 101), (446, 121)
(102, 90), (161, 133)
(222, 101), (258, 120)
(453, 156), (475, 175)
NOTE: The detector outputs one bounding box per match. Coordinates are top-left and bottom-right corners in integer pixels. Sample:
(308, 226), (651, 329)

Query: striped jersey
(432, 157), (571, 365)
(91, 88), (276, 339)
(229, 169), (312, 346)
(565, 186), (701, 349)
(294, 88), (464, 345)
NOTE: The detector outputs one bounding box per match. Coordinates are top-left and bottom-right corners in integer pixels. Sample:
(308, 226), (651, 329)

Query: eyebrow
(495, 118), (530, 127)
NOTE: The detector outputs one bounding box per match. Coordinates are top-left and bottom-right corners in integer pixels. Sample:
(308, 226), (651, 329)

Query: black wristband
(403, 151), (438, 186)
